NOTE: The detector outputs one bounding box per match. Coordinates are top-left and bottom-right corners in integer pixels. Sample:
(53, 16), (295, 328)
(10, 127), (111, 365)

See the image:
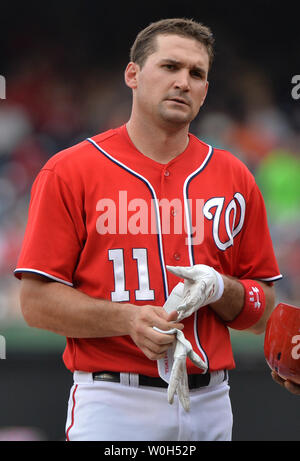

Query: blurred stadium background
(0, 0), (299, 441)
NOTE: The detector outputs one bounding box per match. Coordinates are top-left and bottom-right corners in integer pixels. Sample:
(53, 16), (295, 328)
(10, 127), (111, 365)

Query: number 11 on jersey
(109, 248), (155, 302)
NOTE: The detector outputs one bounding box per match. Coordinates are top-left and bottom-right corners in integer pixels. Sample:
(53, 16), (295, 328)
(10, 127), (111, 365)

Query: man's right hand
(127, 305), (184, 361)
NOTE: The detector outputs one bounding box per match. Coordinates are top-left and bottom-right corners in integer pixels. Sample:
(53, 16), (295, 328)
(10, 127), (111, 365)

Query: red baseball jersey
(14, 124), (282, 375)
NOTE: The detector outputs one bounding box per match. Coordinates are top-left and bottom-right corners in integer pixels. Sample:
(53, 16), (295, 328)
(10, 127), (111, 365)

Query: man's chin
(160, 110), (194, 126)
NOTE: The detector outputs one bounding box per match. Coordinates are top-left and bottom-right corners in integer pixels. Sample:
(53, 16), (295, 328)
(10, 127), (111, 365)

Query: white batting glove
(166, 264), (224, 321)
(154, 326), (207, 412)
(154, 283), (208, 412)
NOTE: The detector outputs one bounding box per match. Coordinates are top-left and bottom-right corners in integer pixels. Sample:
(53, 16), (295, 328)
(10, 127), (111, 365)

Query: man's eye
(191, 71), (203, 79)
(163, 64), (176, 70)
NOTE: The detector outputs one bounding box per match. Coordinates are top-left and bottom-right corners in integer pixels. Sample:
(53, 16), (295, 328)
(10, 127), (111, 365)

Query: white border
(14, 268), (73, 286)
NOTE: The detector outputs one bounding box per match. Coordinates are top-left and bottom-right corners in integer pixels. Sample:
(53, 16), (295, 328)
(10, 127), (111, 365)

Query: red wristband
(226, 279), (266, 330)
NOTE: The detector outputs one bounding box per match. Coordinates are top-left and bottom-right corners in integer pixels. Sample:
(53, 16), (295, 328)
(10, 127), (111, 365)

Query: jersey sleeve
(235, 182), (282, 282)
(14, 168), (86, 285)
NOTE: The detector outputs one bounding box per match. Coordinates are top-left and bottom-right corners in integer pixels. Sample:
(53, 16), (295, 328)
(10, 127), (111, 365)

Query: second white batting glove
(166, 264), (224, 321)
(154, 326), (207, 412)
(154, 282), (208, 412)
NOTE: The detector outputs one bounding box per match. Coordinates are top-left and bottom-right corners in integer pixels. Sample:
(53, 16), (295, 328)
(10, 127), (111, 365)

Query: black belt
(92, 371), (227, 390)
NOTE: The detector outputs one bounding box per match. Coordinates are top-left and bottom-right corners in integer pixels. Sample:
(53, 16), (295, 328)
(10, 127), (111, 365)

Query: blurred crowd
(0, 51), (300, 331)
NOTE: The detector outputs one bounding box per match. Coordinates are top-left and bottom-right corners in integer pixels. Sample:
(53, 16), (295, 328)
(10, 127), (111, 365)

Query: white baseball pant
(65, 370), (233, 441)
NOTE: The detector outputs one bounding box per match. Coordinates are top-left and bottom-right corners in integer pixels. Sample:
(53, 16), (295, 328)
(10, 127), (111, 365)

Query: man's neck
(126, 117), (190, 164)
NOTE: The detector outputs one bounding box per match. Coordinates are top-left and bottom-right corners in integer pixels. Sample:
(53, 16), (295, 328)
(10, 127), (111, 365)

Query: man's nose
(174, 70), (190, 91)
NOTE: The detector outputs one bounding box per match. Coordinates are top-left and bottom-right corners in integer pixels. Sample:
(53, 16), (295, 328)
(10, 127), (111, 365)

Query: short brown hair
(130, 18), (215, 70)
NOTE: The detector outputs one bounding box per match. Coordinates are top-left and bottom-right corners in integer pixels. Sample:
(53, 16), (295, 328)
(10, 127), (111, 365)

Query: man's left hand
(166, 264), (224, 320)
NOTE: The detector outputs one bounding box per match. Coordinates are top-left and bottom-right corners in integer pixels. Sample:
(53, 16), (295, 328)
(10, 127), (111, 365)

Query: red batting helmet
(264, 303), (300, 385)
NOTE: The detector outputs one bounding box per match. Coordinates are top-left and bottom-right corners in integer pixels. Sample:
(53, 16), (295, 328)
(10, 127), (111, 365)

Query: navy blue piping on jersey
(86, 137), (169, 301)
(184, 147), (214, 266)
(182, 146), (214, 371)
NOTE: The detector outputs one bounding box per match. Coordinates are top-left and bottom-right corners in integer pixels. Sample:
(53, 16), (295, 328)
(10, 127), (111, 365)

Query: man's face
(127, 34), (210, 128)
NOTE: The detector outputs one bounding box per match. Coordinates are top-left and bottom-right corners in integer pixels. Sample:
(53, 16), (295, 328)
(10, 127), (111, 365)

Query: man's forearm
(19, 273), (184, 361)
(20, 273), (136, 338)
(210, 275), (275, 334)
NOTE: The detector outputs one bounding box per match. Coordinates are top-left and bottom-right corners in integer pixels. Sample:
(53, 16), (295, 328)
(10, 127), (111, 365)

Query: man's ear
(200, 80), (209, 108)
(124, 62), (140, 90)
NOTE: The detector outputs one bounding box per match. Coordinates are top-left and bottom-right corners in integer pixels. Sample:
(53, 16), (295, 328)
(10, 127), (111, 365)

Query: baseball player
(14, 18), (282, 441)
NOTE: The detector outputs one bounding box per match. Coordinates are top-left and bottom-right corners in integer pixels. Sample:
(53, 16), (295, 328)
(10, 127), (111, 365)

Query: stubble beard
(157, 101), (195, 128)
